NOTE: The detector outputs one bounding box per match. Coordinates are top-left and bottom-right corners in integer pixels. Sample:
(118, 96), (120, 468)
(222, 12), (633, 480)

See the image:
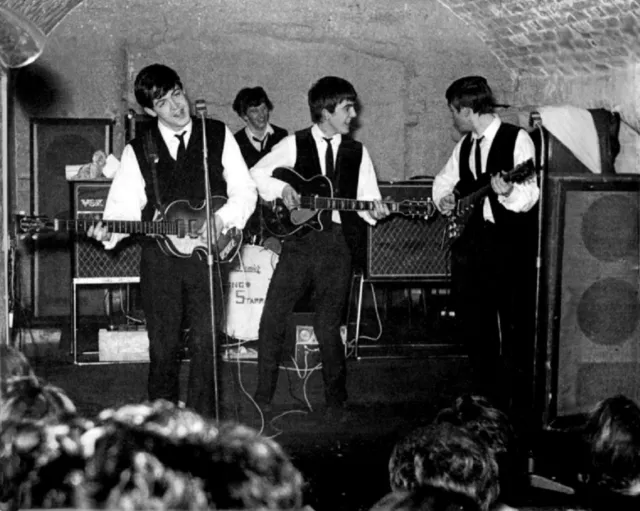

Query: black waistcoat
(234, 125), (288, 169)
(456, 122), (524, 230)
(293, 128), (367, 267)
(131, 119), (228, 221)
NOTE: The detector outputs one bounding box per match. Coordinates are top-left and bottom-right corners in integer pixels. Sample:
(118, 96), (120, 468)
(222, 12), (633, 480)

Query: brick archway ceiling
(438, 0), (640, 77)
(3, 0), (640, 77)
(2, 0), (82, 35)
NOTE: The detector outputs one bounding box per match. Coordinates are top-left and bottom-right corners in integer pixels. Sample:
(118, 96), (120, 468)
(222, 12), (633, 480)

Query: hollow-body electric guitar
(16, 196), (242, 262)
(447, 158), (536, 241)
(262, 166), (435, 238)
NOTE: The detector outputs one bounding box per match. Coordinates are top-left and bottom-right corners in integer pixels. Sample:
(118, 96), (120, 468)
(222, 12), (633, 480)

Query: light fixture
(0, 5), (46, 69)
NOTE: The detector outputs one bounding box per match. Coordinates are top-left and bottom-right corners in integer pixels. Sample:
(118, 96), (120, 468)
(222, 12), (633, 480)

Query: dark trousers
(255, 226), (352, 408)
(140, 243), (225, 418)
(451, 219), (536, 413)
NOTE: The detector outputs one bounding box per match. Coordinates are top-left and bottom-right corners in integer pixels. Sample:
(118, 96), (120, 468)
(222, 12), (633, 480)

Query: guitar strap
(142, 129), (165, 217)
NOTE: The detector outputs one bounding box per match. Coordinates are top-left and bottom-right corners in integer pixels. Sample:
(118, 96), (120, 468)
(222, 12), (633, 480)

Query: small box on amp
(287, 313), (348, 368)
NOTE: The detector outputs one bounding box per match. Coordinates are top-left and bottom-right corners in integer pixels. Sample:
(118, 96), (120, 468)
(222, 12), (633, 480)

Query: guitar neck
(53, 219), (178, 236)
(459, 160), (533, 208)
(299, 196), (402, 213)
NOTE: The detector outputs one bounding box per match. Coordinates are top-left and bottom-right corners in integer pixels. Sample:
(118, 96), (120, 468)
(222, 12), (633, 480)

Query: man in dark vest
(250, 76), (390, 422)
(88, 64), (257, 418)
(232, 86), (288, 243)
(432, 76), (539, 416)
(232, 86), (288, 169)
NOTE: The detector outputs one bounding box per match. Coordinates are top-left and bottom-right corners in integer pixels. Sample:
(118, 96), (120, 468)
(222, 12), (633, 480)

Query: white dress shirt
(250, 124), (382, 225)
(432, 116), (539, 221)
(102, 119), (257, 248)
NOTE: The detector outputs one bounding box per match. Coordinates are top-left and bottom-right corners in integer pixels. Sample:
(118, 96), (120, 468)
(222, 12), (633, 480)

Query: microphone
(195, 99), (207, 117)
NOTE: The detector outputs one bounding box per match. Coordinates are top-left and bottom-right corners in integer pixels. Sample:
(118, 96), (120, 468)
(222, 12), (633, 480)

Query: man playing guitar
(432, 76), (539, 420)
(250, 76), (390, 423)
(88, 64), (257, 418)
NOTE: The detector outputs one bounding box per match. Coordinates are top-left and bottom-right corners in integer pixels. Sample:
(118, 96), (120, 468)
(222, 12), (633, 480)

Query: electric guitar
(261, 167), (435, 238)
(16, 196), (242, 262)
(447, 158), (536, 241)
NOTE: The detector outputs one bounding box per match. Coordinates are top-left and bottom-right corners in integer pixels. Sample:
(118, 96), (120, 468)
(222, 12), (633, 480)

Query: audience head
(82, 399), (304, 510)
(308, 75), (357, 124)
(445, 76), (496, 115)
(581, 394), (640, 506)
(369, 486), (481, 511)
(0, 415), (92, 510)
(389, 422), (500, 511)
(0, 345), (34, 394)
(0, 376), (76, 423)
(434, 394), (523, 502)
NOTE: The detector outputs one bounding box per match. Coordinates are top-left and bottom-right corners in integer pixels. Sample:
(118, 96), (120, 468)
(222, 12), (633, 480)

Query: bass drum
(224, 244), (279, 341)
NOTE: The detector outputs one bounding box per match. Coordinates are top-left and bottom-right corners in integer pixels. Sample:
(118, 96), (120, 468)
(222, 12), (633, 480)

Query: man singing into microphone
(88, 64), (256, 418)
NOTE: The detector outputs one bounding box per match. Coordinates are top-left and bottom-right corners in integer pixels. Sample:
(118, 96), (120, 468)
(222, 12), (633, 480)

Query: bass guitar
(16, 196), (242, 262)
(447, 158), (536, 241)
(262, 167), (435, 238)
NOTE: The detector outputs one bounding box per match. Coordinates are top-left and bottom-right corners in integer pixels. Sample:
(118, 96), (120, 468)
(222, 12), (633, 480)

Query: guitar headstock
(15, 213), (55, 237)
(397, 199), (436, 219)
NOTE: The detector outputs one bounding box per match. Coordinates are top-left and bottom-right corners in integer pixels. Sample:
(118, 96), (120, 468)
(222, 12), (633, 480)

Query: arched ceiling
(2, 0), (639, 77)
(438, 0), (640, 77)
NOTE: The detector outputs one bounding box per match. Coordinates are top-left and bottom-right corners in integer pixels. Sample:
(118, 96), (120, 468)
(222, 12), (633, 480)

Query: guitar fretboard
(54, 219), (181, 236)
(299, 197), (433, 215)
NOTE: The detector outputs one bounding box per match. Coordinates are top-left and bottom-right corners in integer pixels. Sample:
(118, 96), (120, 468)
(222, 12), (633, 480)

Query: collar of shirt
(246, 124), (274, 150)
(158, 120), (193, 159)
(473, 115), (501, 146)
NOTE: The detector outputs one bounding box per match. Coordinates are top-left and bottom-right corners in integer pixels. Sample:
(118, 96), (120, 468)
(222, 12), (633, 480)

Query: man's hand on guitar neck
(282, 184), (301, 211)
(87, 221), (112, 242)
(438, 194), (456, 216)
(491, 173), (514, 197)
(370, 199), (391, 221)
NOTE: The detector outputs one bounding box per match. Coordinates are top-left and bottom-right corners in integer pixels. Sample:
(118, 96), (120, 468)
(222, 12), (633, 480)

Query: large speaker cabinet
(367, 181), (449, 281)
(539, 173), (640, 425)
(31, 118), (114, 316)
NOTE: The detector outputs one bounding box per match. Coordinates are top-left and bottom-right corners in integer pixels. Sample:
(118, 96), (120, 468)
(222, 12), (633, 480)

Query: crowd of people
(2, 343), (640, 511)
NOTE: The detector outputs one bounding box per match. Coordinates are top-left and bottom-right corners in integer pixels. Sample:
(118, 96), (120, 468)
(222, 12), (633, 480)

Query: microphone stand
(195, 99), (220, 421)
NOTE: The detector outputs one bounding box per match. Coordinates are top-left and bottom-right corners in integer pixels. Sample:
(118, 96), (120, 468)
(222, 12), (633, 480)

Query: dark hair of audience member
(0, 415), (92, 510)
(579, 394), (640, 510)
(434, 394), (525, 503)
(81, 399), (304, 510)
(0, 345), (35, 394)
(389, 422), (500, 511)
(0, 375), (77, 423)
(369, 485), (481, 511)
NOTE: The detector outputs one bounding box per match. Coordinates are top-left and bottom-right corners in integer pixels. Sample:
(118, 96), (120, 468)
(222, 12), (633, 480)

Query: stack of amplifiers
(73, 182), (141, 280)
(367, 179), (450, 282)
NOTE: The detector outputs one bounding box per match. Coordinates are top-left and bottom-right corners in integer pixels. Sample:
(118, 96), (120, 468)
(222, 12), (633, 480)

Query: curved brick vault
(3, 0), (640, 77)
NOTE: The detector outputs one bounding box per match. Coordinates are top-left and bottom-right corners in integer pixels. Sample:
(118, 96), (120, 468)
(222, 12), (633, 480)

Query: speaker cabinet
(540, 174), (640, 424)
(31, 118), (114, 316)
(73, 182), (141, 278)
(367, 180), (449, 281)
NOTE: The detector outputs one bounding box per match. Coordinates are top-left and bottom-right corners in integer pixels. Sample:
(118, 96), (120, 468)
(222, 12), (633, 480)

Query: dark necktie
(474, 136), (484, 179)
(176, 131), (186, 164)
(324, 137), (334, 179)
(252, 135), (267, 152)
